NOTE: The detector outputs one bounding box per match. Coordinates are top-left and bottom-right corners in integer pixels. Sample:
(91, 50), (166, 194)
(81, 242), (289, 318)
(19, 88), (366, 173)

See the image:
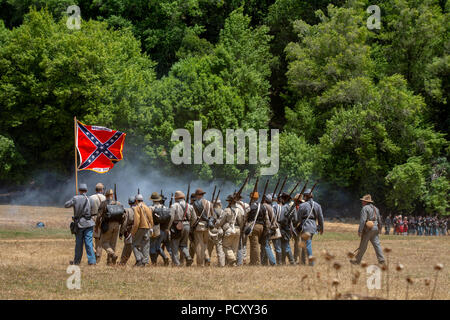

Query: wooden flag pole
(74, 116), (78, 195)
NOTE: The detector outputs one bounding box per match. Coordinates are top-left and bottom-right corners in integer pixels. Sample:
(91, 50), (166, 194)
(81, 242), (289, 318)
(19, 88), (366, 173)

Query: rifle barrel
(272, 178), (281, 198)
(261, 179), (269, 203)
(277, 176), (288, 200)
(288, 180), (302, 197)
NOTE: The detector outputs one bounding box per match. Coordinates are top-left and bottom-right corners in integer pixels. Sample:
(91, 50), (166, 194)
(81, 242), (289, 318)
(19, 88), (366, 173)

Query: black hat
(78, 184), (88, 191)
(128, 197), (136, 205)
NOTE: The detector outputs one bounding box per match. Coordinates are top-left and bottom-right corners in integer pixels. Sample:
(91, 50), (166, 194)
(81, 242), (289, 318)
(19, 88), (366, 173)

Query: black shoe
(205, 259), (211, 266)
(186, 259), (193, 267)
(163, 257), (170, 266)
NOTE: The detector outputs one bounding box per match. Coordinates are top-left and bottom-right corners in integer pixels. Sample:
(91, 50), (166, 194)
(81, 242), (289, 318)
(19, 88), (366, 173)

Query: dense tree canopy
(0, 0), (448, 215)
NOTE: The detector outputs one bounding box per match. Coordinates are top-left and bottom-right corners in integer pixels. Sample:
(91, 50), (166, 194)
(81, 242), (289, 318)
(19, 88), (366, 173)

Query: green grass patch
(0, 227), (72, 239)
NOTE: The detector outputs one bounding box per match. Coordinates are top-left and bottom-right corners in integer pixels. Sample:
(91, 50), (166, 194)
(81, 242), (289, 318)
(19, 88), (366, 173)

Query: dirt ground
(0, 205), (448, 300)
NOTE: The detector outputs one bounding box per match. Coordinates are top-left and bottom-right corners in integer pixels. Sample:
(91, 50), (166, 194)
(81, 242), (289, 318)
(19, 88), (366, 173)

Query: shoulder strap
(182, 203), (189, 220)
(300, 201), (315, 232)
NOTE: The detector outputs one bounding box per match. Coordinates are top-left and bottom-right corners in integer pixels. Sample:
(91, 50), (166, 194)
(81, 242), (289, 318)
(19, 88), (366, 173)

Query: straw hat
(174, 191), (185, 200)
(194, 188), (206, 196)
(150, 192), (162, 202)
(105, 189), (114, 196)
(360, 194), (374, 203)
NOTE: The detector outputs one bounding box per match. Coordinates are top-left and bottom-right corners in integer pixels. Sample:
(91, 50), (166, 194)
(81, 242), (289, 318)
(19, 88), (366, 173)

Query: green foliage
(0, 135), (25, 182)
(0, 1), (448, 215)
(385, 157), (427, 213)
(0, 8), (155, 179)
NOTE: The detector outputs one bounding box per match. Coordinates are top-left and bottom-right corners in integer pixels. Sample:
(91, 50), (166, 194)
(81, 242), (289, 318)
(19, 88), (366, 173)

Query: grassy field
(0, 205), (448, 300)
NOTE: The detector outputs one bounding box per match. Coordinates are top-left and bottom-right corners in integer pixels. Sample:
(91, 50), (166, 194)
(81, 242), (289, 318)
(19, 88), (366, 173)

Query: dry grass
(0, 205), (448, 300)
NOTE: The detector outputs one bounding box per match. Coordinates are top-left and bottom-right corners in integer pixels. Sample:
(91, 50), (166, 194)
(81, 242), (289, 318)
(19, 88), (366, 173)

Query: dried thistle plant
(332, 278), (340, 299)
(431, 263), (444, 300)
(383, 247), (392, 299)
(405, 276), (413, 300)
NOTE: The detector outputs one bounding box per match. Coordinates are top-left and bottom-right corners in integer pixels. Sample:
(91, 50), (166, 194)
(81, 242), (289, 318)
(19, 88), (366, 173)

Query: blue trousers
(150, 233), (168, 261)
(280, 238), (294, 264)
(417, 226), (423, 235)
(301, 236), (314, 265)
(74, 226), (96, 265)
(260, 238), (276, 266)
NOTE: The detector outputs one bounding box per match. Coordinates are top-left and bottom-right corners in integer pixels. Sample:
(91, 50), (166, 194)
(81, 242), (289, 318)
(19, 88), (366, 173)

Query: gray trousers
(170, 224), (192, 266)
(355, 229), (385, 263)
(132, 228), (150, 265)
(237, 234), (248, 266)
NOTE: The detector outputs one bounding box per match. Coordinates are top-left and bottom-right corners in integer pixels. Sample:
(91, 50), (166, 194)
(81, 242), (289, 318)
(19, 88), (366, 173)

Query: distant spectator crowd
(383, 215), (448, 236)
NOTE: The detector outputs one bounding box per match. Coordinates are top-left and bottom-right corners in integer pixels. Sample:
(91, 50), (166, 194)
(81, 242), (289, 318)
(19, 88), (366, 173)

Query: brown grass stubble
(0, 205), (448, 300)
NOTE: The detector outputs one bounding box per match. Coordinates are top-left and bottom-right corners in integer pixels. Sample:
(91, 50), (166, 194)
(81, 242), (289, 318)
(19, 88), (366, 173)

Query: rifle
(211, 186), (217, 203)
(213, 189), (221, 206)
(277, 176), (288, 203)
(296, 180), (309, 204)
(138, 188), (140, 195)
(310, 181), (319, 193)
(260, 179), (269, 204)
(169, 193), (174, 207)
(288, 180), (302, 199)
(228, 174), (250, 208)
(114, 183), (117, 202)
(249, 177), (259, 205)
(272, 177), (281, 199)
(186, 183), (191, 203)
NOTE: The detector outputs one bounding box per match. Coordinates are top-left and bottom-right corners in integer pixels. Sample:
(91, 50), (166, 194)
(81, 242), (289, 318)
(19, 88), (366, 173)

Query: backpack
(153, 206), (171, 225)
(105, 203), (125, 222)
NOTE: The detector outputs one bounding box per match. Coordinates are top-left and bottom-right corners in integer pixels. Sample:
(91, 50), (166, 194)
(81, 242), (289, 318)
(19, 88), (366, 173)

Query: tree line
(0, 0), (448, 216)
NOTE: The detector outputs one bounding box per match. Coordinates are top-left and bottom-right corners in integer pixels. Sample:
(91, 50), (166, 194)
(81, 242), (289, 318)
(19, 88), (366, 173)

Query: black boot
(150, 253), (158, 265)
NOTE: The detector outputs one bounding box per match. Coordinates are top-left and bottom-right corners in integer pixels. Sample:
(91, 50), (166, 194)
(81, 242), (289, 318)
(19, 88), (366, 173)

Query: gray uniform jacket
(169, 200), (195, 229)
(65, 194), (95, 228)
(120, 207), (135, 237)
(297, 199), (324, 235)
(215, 205), (245, 233)
(358, 204), (381, 234)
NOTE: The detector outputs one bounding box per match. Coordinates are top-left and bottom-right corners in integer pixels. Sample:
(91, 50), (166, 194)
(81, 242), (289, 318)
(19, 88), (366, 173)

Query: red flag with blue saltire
(76, 120), (126, 173)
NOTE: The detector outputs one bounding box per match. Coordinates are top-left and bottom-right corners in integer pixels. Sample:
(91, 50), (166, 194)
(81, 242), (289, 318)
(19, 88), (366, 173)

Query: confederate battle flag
(76, 120), (126, 173)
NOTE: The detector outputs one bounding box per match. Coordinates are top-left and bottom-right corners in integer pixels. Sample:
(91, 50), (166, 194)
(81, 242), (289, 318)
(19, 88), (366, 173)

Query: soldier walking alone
(297, 189), (324, 266)
(351, 195), (385, 265)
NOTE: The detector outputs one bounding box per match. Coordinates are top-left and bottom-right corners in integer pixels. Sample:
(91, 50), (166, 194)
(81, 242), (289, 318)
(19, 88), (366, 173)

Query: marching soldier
(181, 193), (197, 265)
(96, 189), (123, 265)
(208, 199), (226, 267)
(271, 193), (282, 265)
(65, 183), (96, 265)
(191, 188), (214, 266)
(245, 192), (274, 265)
(169, 191), (195, 266)
(118, 197), (136, 266)
(350, 195), (385, 265)
(297, 189), (324, 266)
(131, 194), (154, 267)
(236, 194), (250, 266)
(149, 192), (170, 266)
(291, 193), (303, 263)
(89, 182), (105, 260)
(159, 194), (172, 265)
(278, 192), (295, 265)
(259, 194), (277, 266)
(215, 195), (245, 266)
